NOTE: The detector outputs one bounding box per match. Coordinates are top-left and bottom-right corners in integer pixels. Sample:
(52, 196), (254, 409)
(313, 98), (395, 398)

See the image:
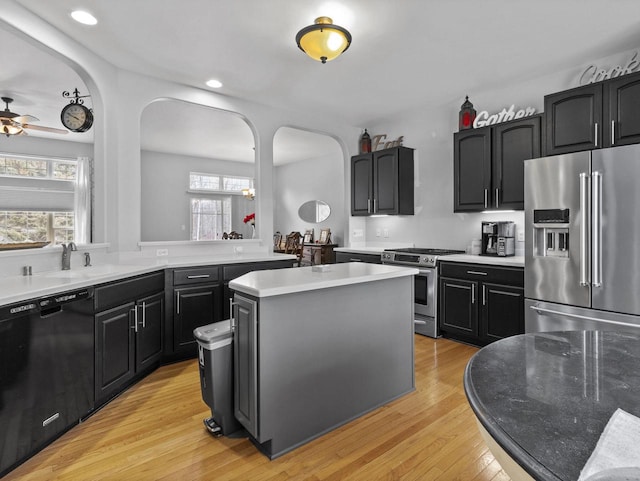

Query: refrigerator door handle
(579, 172), (590, 287)
(594, 122), (599, 147)
(592, 171), (602, 287)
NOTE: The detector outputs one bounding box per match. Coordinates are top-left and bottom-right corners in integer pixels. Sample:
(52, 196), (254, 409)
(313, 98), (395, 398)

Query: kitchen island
(229, 262), (418, 458)
(464, 331), (640, 480)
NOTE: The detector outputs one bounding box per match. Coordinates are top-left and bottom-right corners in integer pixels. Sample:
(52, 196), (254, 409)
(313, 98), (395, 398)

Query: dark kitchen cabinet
(454, 115), (541, 212)
(170, 266), (223, 360)
(94, 272), (165, 405)
(545, 71), (640, 154)
(351, 146), (414, 216)
(438, 262), (524, 346)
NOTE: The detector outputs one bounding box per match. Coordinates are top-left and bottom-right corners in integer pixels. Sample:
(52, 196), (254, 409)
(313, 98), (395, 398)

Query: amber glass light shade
(296, 17), (352, 64)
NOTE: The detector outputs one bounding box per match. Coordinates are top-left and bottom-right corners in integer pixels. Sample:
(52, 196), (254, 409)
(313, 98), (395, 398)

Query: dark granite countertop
(464, 331), (640, 481)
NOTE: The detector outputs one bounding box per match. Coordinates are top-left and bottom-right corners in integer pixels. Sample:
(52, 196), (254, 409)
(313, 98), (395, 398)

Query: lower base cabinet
(438, 261), (524, 346)
(94, 272), (165, 405)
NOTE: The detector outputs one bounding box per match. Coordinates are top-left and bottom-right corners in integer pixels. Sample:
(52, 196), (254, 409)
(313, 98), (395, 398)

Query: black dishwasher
(0, 287), (95, 477)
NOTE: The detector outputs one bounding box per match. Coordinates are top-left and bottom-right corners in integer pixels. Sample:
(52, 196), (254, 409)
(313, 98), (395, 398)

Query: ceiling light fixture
(206, 79), (223, 89)
(71, 10), (98, 26)
(295, 16), (351, 64)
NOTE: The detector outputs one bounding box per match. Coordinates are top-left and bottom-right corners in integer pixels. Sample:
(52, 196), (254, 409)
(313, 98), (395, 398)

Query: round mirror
(298, 200), (331, 223)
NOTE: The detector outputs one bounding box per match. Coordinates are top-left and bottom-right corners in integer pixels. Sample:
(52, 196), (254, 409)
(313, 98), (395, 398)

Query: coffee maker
(481, 221), (515, 257)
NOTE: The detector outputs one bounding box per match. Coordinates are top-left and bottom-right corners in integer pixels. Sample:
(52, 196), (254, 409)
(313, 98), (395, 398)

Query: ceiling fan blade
(23, 123), (68, 134)
(13, 114), (39, 123)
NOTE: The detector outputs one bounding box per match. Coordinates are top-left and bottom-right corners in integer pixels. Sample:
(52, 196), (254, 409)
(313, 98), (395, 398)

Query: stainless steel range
(381, 248), (464, 337)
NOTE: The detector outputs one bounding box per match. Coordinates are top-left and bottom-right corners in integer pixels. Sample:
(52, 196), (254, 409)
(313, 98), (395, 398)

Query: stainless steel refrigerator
(524, 143), (640, 333)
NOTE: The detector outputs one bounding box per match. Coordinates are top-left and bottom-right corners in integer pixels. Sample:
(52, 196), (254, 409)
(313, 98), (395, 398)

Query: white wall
(140, 150), (255, 241)
(274, 152), (345, 245)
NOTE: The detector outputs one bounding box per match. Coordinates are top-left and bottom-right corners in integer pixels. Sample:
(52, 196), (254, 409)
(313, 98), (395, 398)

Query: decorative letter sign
(579, 52), (640, 85)
(473, 105), (536, 128)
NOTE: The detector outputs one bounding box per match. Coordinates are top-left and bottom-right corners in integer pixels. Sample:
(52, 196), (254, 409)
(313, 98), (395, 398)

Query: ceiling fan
(1, 96), (68, 137)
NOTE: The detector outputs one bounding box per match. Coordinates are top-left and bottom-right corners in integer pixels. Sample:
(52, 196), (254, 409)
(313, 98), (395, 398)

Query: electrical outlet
(156, 249), (168, 256)
(234, 246), (243, 254)
(517, 231), (525, 242)
(353, 229), (364, 238)
(376, 229), (381, 237)
(383, 229), (389, 238)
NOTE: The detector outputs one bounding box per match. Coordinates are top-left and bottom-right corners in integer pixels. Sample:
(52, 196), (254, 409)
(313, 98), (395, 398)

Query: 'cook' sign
(579, 51), (640, 85)
(473, 105), (536, 128)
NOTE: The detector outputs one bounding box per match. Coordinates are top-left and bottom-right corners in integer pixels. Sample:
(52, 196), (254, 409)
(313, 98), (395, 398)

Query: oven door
(414, 267), (435, 318)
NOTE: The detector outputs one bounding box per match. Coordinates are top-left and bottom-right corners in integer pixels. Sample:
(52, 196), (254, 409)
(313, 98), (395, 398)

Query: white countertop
(442, 254), (524, 267)
(0, 253), (296, 306)
(229, 262), (419, 298)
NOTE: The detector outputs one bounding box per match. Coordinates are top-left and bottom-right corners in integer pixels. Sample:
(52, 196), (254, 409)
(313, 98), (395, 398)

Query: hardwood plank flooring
(3, 336), (510, 480)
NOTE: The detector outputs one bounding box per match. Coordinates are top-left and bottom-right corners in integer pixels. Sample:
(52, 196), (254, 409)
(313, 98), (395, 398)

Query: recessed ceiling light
(71, 10), (98, 26)
(206, 79), (223, 89)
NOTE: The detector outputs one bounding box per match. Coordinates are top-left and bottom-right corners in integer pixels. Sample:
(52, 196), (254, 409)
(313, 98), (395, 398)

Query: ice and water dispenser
(532, 209), (570, 258)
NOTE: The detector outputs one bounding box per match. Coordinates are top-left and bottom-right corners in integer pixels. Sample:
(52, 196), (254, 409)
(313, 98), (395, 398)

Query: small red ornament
(459, 96), (477, 131)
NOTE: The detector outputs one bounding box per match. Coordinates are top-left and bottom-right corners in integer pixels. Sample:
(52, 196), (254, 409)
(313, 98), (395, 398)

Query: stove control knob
(427, 256), (434, 264)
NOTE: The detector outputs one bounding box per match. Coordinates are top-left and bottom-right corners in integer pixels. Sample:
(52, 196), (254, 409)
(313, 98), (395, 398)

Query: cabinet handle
(229, 298), (237, 331)
(367, 199), (371, 214)
(373, 199), (377, 213)
(142, 301), (146, 328)
(611, 120), (615, 146)
(176, 292), (181, 314)
(349, 258), (362, 262)
(471, 284), (475, 304)
(594, 122), (599, 147)
(466, 270), (488, 276)
(495, 188), (499, 208)
(187, 274), (210, 279)
(484, 189), (488, 209)
(130, 307), (138, 333)
(482, 285), (486, 306)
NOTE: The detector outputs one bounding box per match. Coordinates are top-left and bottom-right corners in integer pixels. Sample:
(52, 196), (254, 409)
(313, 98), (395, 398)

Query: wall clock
(60, 102), (93, 132)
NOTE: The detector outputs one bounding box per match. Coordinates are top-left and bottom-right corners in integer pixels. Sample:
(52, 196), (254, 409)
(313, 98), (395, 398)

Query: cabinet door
(233, 294), (259, 439)
(454, 128), (492, 212)
(136, 292), (164, 372)
(493, 116), (541, 210)
(373, 149), (399, 214)
(351, 154), (373, 215)
(481, 283), (524, 344)
(174, 284), (222, 354)
(607, 72), (640, 147)
(95, 302), (136, 403)
(439, 277), (479, 337)
(544, 84), (603, 154)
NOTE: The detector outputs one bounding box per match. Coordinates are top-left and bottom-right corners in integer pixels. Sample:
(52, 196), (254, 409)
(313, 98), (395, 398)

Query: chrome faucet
(61, 242), (77, 270)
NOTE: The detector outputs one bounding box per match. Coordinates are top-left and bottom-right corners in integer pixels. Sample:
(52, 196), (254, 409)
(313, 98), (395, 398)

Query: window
(190, 197), (232, 240)
(0, 154), (91, 246)
(188, 172), (251, 241)
(189, 172), (253, 193)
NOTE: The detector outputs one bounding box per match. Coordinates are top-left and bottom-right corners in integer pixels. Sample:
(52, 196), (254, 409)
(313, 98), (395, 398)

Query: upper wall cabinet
(545, 71), (640, 155)
(351, 146), (414, 216)
(454, 115), (541, 212)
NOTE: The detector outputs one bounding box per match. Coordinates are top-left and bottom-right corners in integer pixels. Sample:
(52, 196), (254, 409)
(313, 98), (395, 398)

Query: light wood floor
(4, 336), (510, 481)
